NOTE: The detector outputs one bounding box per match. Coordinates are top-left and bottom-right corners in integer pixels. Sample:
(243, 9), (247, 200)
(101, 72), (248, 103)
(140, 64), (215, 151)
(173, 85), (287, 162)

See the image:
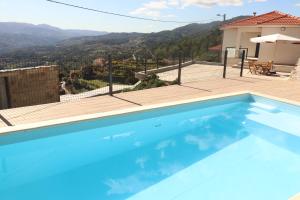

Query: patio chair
(248, 60), (257, 74)
(261, 61), (274, 75)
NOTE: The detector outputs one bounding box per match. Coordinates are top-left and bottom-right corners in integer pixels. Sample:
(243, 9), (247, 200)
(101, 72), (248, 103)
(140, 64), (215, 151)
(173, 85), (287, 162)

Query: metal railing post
(144, 58), (147, 75)
(223, 50), (228, 79)
(240, 50), (246, 77)
(178, 52), (182, 85)
(136, 57), (139, 69)
(108, 54), (113, 96)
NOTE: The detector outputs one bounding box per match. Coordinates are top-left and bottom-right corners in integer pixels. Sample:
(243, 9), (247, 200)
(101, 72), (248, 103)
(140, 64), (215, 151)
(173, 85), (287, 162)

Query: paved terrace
(0, 64), (298, 128)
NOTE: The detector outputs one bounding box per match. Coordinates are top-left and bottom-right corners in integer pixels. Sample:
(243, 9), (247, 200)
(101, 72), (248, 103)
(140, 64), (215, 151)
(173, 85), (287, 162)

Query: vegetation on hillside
(1, 16), (249, 94)
(0, 21), (223, 65)
(123, 74), (178, 92)
(153, 28), (222, 62)
(63, 78), (108, 94)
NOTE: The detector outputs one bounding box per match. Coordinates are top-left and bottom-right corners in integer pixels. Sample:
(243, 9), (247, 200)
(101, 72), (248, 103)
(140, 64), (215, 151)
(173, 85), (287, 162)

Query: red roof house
(221, 11), (300, 65)
(223, 11), (300, 28)
(208, 44), (222, 52)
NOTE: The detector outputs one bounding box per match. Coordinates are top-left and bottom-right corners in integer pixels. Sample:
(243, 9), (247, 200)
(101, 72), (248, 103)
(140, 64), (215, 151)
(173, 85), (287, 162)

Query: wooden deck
(1, 74), (300, 128)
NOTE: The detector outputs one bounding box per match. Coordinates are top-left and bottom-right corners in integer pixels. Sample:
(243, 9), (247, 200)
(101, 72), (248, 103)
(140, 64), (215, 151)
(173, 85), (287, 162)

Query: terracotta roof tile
(208, 44), (222, 51)
(223, 11), (300, 28)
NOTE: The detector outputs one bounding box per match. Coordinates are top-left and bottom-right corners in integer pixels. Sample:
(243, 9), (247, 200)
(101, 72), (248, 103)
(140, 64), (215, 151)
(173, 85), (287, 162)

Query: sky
(0, 0), (300, 33)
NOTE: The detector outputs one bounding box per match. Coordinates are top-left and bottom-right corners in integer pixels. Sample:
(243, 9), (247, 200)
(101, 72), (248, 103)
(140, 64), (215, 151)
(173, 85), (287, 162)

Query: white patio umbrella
(250, 33), (300, 63)
(250, 33), (300, 44)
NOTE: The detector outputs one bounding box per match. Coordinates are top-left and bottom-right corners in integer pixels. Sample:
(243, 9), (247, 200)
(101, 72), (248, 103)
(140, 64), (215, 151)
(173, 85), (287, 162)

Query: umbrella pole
(273, 42), (277, 69)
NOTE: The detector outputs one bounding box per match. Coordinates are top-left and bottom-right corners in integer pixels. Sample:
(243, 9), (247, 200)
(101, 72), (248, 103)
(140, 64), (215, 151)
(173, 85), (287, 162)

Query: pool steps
(247, 103), (300, 137)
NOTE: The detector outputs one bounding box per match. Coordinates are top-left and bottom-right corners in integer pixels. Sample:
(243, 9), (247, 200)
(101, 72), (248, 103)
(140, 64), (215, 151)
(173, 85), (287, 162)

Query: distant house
(93, 58), (106, 67)
(208, 44), (222, 52)
(221, 11), (300, 66)
(0, 66), (60, 109)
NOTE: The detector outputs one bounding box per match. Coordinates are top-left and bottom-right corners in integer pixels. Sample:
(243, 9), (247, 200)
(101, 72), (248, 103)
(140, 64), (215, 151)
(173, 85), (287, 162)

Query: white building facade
(222, 11), (300, 66)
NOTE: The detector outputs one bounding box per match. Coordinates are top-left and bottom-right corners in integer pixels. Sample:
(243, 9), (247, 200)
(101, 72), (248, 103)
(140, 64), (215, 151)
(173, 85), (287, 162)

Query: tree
(81, 65), (97, 80)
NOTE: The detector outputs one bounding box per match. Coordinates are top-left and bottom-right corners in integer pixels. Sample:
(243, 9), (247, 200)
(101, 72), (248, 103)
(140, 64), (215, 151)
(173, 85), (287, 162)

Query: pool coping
(1, 90), (300, 135)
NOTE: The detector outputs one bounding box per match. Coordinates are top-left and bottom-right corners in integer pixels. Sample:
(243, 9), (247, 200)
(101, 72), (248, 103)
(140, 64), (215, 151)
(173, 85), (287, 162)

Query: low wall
(194, 61), (223, 66)
(0, 65), (60, 109)
(273, 65), (296, 73)
(135, 60), (194, 80)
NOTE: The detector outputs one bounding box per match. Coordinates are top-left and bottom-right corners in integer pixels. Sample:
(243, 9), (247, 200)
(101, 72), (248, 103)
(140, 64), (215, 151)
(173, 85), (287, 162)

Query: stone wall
(0, 66), (60, 109)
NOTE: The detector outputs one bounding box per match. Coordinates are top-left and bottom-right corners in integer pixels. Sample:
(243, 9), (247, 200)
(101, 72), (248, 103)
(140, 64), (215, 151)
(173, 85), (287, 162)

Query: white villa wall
(222, 29), (238, 65)
(259, 27), (300, 65)
(240, 32), (260, 57)
(222, 27), (261, 63)
(222, 29), (238, 50)
(222, 27), (261, 52)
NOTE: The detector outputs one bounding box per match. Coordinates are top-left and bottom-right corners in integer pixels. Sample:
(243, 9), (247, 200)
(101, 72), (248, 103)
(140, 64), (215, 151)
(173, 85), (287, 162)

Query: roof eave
(221, 24), (300, 30)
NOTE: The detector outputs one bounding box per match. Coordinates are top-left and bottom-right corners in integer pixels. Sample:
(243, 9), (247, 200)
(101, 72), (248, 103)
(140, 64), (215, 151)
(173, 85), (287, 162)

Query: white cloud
(179, 0), (243, 7)
(144, 0), (169, 9)
(165, 14), (176, 18)
(131, 8), (161, 17)
(248, 0), (267, 3)
(131, 0), (267, 18)
(168, 0), (180, 6)
(296, 2), (300, 6)
(130, 0), (168, 17)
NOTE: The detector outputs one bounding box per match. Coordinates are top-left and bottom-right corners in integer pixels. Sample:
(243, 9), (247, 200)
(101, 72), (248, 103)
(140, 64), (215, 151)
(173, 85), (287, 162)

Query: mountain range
(0, 22), (107, 54)
(0, 16), (248, 62)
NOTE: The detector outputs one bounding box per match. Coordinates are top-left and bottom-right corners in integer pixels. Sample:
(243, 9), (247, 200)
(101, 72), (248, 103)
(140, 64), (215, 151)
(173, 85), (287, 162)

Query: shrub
(125, 74), (173, 92)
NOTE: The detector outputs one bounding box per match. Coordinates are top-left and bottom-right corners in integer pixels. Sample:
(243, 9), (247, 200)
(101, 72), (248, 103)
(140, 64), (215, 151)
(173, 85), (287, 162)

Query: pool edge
(250, 91), (300, 107)
(1, 90), (299, 135)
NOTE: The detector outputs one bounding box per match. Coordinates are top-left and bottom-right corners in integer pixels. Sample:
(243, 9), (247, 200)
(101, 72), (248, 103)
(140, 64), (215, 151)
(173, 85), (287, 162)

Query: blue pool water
(1, 94), (300, 200)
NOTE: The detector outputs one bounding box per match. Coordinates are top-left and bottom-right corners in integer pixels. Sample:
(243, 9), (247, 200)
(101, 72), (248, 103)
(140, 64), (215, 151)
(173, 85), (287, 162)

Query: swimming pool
(0, 93), (300, 200)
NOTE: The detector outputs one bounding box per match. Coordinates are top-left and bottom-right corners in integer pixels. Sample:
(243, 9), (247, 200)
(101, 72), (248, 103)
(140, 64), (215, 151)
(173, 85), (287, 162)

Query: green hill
(1, 16), (249, 69)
